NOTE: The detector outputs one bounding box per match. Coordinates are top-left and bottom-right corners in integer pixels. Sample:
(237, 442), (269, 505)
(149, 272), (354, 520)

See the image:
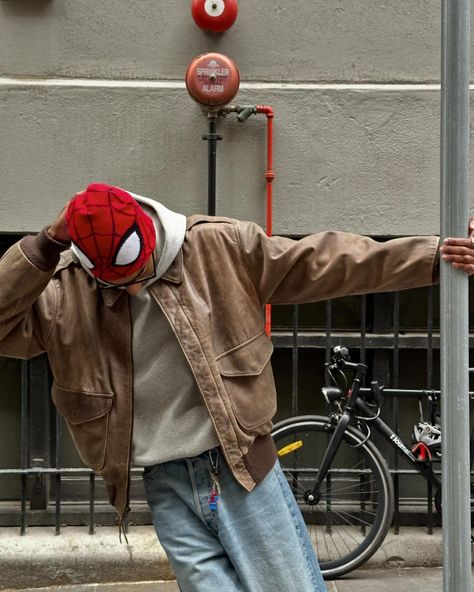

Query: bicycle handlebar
(329, 346), (368, 374)
(338, 359), (363, 370)
(329, 346), (474, 401)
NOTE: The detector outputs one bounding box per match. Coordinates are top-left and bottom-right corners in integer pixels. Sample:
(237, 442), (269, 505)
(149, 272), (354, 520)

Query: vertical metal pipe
(440, 0), (472, 589)
(206, 114), (220, 216)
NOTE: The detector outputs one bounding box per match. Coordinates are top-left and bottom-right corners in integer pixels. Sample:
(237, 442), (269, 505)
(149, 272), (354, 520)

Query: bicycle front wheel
(272, 415), (394, 579)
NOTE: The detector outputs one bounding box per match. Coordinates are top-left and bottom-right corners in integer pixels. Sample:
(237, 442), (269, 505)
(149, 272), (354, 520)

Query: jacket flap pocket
(216, 331), (274, 377)
(52, 383), (113, 425)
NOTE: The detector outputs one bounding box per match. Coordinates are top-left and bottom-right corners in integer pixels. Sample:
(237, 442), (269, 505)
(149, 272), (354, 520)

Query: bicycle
(271, 345), (473, 579)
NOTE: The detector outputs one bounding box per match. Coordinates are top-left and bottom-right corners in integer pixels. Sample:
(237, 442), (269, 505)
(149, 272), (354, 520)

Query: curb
(0, 527), (174, 590)
(354, 528), (442, 569)
(0, 526), (443, 589)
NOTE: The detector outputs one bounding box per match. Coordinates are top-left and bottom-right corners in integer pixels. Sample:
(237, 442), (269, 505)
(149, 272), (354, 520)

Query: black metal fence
(0, 234), (472, 535)
(271, 288), (459, 536)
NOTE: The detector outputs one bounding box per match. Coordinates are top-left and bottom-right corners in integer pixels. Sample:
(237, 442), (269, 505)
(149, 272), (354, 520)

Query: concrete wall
(0, 0), (471, 235)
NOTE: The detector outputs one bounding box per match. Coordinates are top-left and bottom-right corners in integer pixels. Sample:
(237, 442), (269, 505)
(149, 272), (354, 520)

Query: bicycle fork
(305, 411), (352, 504)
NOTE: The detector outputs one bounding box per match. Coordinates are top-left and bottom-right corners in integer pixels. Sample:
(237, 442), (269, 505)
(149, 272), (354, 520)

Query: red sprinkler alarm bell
(186, 53), (240, 110)
(191, 0), (238, 33)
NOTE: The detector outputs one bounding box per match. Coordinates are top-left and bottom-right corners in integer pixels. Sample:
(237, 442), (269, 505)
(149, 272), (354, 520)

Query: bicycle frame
(306, 361), (442, 504)
(354, 396), (441, 489)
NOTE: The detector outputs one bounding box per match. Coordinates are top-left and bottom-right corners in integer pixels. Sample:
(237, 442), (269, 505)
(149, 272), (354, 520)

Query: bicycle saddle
(322, 386), (343, 403)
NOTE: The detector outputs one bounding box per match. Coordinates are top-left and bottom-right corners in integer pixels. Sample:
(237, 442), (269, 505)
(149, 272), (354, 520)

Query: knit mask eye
(112, 223), (143, 266)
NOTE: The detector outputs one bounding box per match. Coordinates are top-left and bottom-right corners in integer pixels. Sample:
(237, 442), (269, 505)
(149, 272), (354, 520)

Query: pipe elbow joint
(256, 105), (274, 118)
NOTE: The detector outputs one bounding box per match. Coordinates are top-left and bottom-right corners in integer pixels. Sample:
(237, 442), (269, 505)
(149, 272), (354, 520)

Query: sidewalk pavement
(2, 567), (473, 592)
(0, 525), (470, 590)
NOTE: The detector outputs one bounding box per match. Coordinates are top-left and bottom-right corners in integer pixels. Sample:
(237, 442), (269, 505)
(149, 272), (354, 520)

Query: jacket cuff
(20, 227), (70, 272)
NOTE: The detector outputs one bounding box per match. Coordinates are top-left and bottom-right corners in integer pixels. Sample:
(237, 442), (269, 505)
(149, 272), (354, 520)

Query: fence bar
(427, 286), (435, 534)
(54, 409), (62, 535)
(20, 361), (28, 536)
(292, 305), (299, 416)
(427, 287), (434, 391)
(392, 294), (400, 534)
(89, 473), (95, 535)
(440, 0), (472, 589)
(325, 301), (332, 365)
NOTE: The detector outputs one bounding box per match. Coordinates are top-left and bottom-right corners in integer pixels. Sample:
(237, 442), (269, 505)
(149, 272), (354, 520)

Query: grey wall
(0, 1), (471, 235)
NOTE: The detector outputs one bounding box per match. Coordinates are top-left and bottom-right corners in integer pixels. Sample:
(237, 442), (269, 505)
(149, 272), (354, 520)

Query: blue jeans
(143, 448), (327, 592)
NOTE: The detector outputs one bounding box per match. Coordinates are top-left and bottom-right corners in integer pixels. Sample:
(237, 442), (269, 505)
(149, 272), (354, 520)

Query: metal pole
(440, 0), (471, 590)
(203, 113), (222, 216)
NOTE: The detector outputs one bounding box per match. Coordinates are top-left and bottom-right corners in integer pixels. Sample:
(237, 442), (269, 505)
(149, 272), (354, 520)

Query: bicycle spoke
(325, 523), (360, 555)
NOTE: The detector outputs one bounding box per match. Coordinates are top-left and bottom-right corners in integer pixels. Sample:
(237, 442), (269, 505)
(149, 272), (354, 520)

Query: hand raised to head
(47, 191), (86, 244)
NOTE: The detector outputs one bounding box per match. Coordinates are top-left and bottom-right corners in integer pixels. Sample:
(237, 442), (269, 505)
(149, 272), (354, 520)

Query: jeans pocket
(143, 464), (161, 479)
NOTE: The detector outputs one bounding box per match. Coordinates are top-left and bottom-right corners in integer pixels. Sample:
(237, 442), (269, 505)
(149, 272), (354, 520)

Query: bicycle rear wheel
(272, 415), (394, 579)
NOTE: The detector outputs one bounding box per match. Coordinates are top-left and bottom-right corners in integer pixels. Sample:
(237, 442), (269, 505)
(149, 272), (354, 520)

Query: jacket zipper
(120, 294), (134, 540)
(148, 285), (235, 476)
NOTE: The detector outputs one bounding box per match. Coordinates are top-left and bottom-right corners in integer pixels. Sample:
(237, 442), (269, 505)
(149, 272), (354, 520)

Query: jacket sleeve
(236, 221), (439, 306)
(0, 228), (69, 359)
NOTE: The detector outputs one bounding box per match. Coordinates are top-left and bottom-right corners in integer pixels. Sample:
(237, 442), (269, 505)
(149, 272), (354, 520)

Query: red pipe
(255, 106), (275, 336)
(219, 104), (275, 335)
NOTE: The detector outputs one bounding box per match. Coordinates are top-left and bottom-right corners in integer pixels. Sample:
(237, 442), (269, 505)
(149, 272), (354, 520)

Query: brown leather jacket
(0, 215), (439, 521)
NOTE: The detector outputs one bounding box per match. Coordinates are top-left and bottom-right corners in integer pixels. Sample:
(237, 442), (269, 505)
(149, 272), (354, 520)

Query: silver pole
(440, 0), (471, 590)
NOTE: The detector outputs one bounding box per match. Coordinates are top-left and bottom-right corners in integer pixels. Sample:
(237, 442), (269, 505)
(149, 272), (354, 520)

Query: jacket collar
(100, 250), (183, 307)
(159, 249), (183, 284)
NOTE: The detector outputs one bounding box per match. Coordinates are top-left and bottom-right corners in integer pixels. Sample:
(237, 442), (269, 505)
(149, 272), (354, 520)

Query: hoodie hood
(128, 191), (186, 283)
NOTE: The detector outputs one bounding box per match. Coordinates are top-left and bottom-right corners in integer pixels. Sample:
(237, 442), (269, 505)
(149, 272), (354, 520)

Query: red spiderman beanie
(66, 183), (156, 282)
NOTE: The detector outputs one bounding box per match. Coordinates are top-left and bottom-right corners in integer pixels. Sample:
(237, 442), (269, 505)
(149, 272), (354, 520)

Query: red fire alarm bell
(191, 0), (238, 33)
(186, 53), (240, 110)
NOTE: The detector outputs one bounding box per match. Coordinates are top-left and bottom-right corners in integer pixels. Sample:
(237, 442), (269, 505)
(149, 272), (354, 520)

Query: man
(0, 183), (472, 592)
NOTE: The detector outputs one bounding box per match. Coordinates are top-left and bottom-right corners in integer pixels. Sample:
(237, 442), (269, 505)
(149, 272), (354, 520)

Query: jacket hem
(242, 433), (278, 485)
